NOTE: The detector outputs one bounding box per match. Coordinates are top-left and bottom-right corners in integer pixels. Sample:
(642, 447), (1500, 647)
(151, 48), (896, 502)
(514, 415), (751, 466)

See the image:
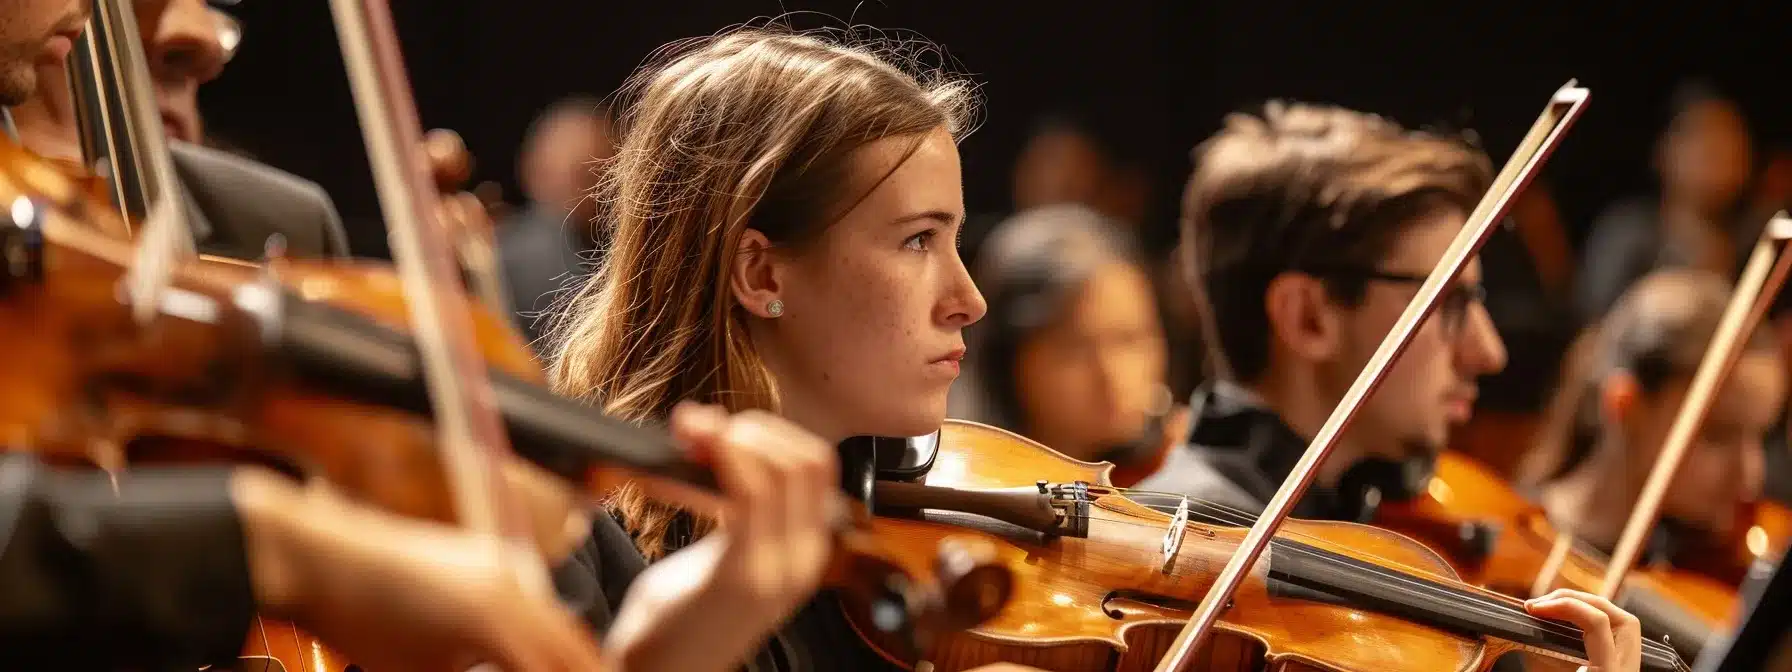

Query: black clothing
(0, 455), (256, 669)
(554, 509), (901, 672)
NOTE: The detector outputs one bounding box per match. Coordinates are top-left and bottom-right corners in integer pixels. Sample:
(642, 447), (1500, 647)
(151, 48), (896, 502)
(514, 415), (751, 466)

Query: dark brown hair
(964, 204), (1144, 431)
(1180, 102), (1493, 382)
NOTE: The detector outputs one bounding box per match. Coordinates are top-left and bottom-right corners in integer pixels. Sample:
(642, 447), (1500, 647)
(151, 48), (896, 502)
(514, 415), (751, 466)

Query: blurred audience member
(1575, 82), (1755, 322)
(949, 204), (1185, 482)
(1011, 114), (1151, 226)
(500, 96), (615, 350)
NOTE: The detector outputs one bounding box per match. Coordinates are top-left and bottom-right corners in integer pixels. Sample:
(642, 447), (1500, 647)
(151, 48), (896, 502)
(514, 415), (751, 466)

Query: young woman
(949, 203), (1182, 478)
(547, 26), (1650, 672)
(1524, 268), (1787, 562)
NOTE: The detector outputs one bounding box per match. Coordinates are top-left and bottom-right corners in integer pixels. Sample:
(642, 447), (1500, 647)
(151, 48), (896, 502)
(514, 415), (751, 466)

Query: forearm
(0, 456), (258, 668)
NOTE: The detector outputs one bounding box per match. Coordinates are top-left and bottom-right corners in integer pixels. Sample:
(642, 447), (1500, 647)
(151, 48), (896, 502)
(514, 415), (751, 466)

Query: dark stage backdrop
(201, 0), (1789, 259)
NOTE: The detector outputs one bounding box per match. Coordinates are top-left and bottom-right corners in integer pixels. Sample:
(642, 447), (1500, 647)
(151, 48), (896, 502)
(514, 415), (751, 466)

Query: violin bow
(327, 0), (546, 587)
(69, 0), (196, 324)
(1151, 81), (1591, 671)
(1556, 211), (1792, 599)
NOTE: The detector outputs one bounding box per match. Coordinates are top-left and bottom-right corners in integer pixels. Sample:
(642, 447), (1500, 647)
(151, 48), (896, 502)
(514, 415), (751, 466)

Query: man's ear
(1599, 370), (1643, 424)
(732, 228), (785, 318)
(1263, 273), (1345, 363)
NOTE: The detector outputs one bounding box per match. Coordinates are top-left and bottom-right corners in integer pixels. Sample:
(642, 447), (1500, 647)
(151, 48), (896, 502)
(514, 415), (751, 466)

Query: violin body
(1668, 500), (1791, 586)
(238, 620), (353, 672)
(846, 420), (1604, 672)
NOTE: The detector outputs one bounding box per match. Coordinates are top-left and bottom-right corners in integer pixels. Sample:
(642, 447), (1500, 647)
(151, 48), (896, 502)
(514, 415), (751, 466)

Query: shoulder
(170, 142), (335, 209)
(498, 211), (572, 263)
(169, 142), (347, 258)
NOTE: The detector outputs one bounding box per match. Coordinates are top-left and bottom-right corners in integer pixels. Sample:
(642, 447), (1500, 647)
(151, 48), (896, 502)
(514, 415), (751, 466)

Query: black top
(556, 511), (903, 672)
(0, 455), (256, 670)
(1134, 382), (1433, 524)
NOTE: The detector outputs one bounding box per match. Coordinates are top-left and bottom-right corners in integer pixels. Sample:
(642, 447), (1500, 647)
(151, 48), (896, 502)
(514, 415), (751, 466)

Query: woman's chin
(861, 404), (948, 439)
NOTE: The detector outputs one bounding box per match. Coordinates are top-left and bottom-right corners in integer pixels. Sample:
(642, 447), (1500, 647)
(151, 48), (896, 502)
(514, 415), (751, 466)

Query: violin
(1665, 499), (1791, 586)
(846, 419), (1687, 672)
(1369, 452), (1744, 661)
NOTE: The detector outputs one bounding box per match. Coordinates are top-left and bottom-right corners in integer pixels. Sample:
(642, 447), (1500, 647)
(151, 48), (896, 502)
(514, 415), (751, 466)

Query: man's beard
(0, 61), (35, 107)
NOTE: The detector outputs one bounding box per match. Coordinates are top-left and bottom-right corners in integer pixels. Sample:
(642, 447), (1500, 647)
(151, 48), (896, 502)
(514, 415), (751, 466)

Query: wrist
(232, 468), (311, 618)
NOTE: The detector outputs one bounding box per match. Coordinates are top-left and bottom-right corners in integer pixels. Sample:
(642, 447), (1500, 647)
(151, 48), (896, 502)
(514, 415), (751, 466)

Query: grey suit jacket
(169, 141), (350, 261)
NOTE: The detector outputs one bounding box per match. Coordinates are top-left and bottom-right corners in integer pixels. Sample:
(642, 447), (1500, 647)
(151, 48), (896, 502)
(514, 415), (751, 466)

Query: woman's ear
(1264, 273), (1343, 362)
(1599, 370), (1643, 424)
(731, 228), (785, 318)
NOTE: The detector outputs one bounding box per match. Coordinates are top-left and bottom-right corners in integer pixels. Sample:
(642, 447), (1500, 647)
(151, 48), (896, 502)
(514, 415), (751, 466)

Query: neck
(12, 63), (81, 160)
(774, 394), (851, 447)
(1541, 441), (1637, 550)
(1245, 367), (1364, 487)
(1661, 191), (1724, 225)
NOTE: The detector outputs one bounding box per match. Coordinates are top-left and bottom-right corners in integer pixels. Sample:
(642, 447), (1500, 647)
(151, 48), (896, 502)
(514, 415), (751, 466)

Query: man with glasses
(12, 0), (349, 260)
(1134, 102), (1509, 523)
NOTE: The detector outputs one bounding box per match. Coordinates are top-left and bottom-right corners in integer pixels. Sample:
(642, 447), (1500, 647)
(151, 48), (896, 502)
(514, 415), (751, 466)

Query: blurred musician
(1521, 269), (1786, 562)
(0, 404), (854, 672)
(949, 203), (1183, 478)
(10, 0), (349, 260)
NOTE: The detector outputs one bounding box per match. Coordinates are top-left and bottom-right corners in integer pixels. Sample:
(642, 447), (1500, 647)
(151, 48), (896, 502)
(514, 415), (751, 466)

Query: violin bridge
(1161, 496), (1190, 573)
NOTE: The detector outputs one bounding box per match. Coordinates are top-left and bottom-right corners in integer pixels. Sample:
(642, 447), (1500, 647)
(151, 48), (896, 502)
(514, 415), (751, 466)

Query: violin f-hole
(1101, 589), (1206, 619)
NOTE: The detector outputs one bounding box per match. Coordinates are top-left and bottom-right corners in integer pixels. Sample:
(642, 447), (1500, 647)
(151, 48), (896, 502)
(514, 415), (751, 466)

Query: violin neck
(1263, 536), (1682, 671)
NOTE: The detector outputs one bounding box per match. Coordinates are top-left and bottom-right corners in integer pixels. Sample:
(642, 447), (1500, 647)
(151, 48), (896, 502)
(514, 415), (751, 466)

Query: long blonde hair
(546, 26), (975, 558)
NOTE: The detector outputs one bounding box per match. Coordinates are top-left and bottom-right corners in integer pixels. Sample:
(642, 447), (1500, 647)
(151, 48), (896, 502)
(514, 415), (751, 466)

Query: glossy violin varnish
(849, 420), (1529, 672)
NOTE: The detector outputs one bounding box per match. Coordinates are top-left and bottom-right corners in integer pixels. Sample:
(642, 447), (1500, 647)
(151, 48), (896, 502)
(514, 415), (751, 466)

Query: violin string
(942, 483), (1676, 661)
(1045, 489), (1600, 643)
(1103, 495), (1695, 663)
(1100, 485), (1543, 598)
(1101, 483), (1616, 629)
(1070, 508), (1592, 644)
(1119, 497), (1606, 640)
(1084, 507), (1681, 669)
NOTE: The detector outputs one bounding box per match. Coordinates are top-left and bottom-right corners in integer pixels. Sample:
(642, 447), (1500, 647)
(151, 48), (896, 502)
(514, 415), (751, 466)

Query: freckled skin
(762, 127), (988, 439)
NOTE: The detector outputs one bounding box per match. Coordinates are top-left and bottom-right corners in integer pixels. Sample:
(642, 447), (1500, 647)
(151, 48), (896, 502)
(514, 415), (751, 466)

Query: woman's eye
(904, 230), (936, 251)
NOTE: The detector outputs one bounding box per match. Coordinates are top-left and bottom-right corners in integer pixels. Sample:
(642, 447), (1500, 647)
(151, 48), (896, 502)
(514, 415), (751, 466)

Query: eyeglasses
(1301, 266), (1488, 336)
(210, 8), (242, 64)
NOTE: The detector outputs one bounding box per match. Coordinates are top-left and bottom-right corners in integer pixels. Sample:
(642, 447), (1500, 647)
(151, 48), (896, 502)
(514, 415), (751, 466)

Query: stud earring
(766, 299), (784, 317)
